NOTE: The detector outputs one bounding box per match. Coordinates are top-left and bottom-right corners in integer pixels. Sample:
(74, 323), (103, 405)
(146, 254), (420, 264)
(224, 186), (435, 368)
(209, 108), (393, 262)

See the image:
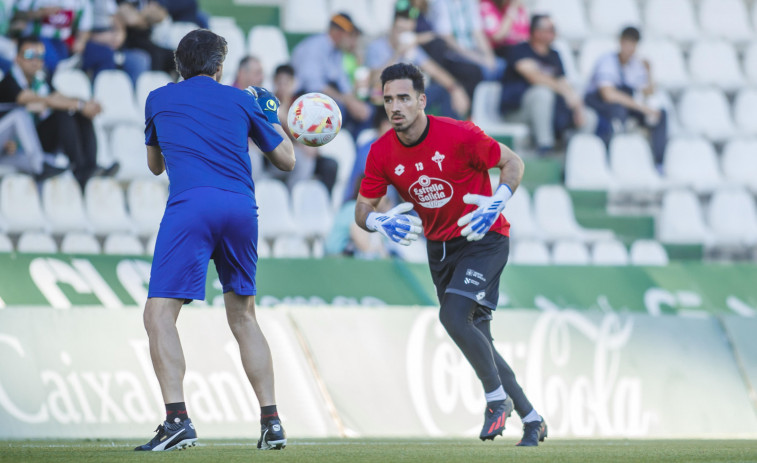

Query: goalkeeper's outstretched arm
(355, 193), (382, 231)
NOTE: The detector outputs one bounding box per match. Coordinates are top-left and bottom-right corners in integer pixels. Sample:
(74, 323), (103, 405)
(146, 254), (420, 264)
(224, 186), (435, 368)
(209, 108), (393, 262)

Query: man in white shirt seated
(584, 26), (668, 169)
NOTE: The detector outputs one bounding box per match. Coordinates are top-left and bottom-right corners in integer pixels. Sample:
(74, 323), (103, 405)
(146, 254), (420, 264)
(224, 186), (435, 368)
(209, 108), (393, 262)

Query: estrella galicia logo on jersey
(395, 164), (405, 176)
(409, 175), (453, 209)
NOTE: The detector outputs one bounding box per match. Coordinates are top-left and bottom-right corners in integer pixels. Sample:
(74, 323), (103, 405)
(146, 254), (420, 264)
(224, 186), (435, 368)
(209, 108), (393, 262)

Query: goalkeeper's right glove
(245, 86), (281, 125)
(366, 202), (423, 246)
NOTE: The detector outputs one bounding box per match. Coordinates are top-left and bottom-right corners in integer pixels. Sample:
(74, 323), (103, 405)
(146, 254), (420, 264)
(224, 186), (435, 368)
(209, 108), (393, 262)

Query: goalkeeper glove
(366, 202), (423, 246)
(245, 86), (281, 125)
(456, 184), (513, 242)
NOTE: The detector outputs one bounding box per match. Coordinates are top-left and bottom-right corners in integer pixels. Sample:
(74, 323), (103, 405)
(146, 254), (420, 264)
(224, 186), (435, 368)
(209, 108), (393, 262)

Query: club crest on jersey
(432, 151), (445, 170)
(408, 175), (453, 209)
(395, 164), (405, 176)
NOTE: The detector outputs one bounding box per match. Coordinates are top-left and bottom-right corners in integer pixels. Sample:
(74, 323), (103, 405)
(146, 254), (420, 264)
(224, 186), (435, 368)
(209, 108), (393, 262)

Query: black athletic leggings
(439, 293), (534, 418)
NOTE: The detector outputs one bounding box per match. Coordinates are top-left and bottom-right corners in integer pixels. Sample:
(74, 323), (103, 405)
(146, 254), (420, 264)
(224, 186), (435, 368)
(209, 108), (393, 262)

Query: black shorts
(426, 232), (509, 312)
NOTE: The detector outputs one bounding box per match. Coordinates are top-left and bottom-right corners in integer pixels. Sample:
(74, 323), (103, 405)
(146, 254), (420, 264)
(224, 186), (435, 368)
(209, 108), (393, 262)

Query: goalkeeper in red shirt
(355, 62), (547, 446)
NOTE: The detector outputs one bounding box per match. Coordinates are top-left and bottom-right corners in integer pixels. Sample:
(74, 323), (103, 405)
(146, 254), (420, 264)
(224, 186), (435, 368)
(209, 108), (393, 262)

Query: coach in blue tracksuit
(135, 29), (295, 452)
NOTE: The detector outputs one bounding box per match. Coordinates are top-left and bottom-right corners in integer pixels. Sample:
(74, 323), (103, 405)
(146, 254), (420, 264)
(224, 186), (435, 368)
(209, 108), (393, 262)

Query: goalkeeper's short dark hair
(174, 29), (228, 80)
(380, 63), (425, 94)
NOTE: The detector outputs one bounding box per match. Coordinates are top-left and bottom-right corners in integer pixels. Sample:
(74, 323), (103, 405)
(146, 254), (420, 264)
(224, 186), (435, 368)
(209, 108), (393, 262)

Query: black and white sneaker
(479, 397), (514, 441)
(257, 418), (286, 450)
(134, 418), (198, 451)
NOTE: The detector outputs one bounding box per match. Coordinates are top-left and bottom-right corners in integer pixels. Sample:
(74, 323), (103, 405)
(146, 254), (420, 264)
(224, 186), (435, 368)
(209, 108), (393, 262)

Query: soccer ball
(287, 92), (342, 147)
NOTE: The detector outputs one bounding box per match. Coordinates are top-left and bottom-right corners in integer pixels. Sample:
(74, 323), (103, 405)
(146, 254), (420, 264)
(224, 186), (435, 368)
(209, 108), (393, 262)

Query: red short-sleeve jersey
(360, 115), (510, 241)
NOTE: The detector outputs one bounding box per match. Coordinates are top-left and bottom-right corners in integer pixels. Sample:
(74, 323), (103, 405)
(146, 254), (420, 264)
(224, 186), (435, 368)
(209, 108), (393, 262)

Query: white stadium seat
(510, 240), (551, 265)
(41, 174), (91, 234)
(283, 0), (330, 34)
(0, 233), (12, 252)
(533, 185), (614, 243)
(699, 0), (753, 44)
(368, 0), (395, 38)
(532, 0), (589, 43)
(60, 232), (101, 254)
(706, 187), (757, 248)
(677, 88), (736, 142)
(591, 239), (630, 266)
(291, 179), (333, 239)
(644, 0), (698, 44)
(470, 82), (529, 149)
(608, 133), (665, 195)
(146, 232), (158, 256)
(733, 89), (757, 136)
(257, 238), (271, 259)
(0, 173), (48, 233)
(84, 178), (135, 236)
(247, 26), (290, 81)
(255, 178), (296, 242)
(16, 231), (57, 253)
(212, 23), (246, 86)
(128, 179), (168, 238)
(722, 139), (757, 194)
(578, 38), (617, 84)
(272, 235), (311, 258)
(658, 189), (713, 245)
(318, 130), (356, 188)
(551, 240), (590, 265)
(745, 43), (757, 86)
(629, 240), (669, 266)
(638, 39), (689, 91)
(587, 0), (642, 37)
(688, 40), (745, 92)
(505, 187), (542, 240)
(663, 137), (723, 194)
(93, 69), (141, 127)
(52, 68), (92, 101)
(565, 133), (613, 190)
(103, 232), (144, 255)
(110, 125), (160, 182)
(136, 71), (172, 117)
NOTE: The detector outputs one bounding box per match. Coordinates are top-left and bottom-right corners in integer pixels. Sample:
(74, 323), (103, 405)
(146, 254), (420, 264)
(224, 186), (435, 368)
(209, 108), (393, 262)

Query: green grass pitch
(2, 439), (757, 463)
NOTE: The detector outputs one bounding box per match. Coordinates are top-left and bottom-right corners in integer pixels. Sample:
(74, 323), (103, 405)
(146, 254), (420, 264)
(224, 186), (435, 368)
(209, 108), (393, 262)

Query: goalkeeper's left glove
(245, 86), (281, 125)
(456, 184), (513, 241)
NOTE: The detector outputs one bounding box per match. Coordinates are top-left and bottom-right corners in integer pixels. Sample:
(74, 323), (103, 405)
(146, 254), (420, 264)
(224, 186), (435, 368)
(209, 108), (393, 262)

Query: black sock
(260, 405), (278, 425)
(166, 402), (188, 423)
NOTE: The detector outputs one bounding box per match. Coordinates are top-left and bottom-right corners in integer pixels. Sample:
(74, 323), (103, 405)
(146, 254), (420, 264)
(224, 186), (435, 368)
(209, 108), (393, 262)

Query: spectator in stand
(232, 55), (264, 90)
(480, 0), (530, 59)
(290, 12), (372, 139)
(87, 0), (151, 86)
(159, 0), (208, 28)
(12, 0), (101, 74)
(426, 0), (504, 81)
(12, 36), (103, 188)
(500, 14), (596, 154)
(115, 0), (175, 75)
(273, 64), (296, 124)
(406, 0), (483, 100)
(0, 57), (65, 180)
(585, 26), (667, 169)
(365, 6), (469, 119)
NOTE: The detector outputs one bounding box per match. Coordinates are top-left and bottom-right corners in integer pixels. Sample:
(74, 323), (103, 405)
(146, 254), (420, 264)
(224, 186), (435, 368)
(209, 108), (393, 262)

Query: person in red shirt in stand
(355, 62), (547, 446)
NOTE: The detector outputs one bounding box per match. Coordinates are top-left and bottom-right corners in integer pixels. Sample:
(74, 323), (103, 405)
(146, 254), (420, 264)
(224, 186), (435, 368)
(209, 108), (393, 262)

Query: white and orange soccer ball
(286, 92), (342, 147)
